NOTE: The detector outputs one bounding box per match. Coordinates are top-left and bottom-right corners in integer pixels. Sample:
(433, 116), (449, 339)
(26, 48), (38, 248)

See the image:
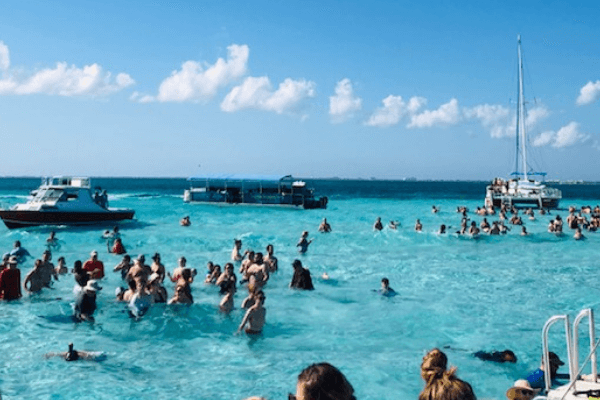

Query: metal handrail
(573, 309), (598, 383)
(542, 315), (574, 393)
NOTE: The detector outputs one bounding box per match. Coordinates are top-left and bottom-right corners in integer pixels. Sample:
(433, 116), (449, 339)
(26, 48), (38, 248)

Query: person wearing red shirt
(108, 238), (126, 255)
(0, 256), (22, 300)
(83, 251), (105, 279)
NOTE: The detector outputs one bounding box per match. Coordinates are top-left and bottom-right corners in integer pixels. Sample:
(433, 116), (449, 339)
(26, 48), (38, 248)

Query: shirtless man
(240, 251), (254, 278)
(264, 244), (278, 272)
(55, 257), (68, 275)
(414, 219), (423, 232)
(238, 290), (266, 334)
(24, 259), (46, 293)
(318, 218), (331, 233)
(231, 239), (243, 262)
(373, 217), (383, 231)
(127, 255), (150, 285)
(245, 253), (269, 291)
(40, 250), (58, 287)
(297, 231), (313, 254)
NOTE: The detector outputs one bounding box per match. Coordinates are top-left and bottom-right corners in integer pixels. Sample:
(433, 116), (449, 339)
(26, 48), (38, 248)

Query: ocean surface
(1, 177), (600, 400)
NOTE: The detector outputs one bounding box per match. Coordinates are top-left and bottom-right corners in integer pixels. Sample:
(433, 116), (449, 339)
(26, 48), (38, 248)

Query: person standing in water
(297, 231), (313, 254)
(238, 290), (266, 334)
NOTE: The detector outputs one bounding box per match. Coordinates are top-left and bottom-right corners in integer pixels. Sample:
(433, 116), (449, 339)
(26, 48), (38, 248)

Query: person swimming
(376, 278), (396, 297)
(45, 342), (105, 362)
(473, 349), (517, 363)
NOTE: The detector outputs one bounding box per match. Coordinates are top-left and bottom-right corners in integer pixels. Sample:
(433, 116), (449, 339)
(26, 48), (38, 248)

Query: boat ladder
(539, 309), (600, 399)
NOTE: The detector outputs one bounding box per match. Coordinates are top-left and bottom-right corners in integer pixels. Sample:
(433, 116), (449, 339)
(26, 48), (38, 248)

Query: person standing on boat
(83, 251), (105, 280)
(0, 256), (22, 301)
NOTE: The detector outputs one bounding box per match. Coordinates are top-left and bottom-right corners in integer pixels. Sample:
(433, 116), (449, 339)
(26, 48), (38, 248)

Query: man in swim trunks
(83, 251), (105, 279)
(127, 255), (150, 285)
(245, 253), (269, 290)
(238, 290), (266, 334)
(39, 250), (58, 287)
(24, 259), (46, 293)
(264, 245), (278, 272)
(0, 256), (22, 301)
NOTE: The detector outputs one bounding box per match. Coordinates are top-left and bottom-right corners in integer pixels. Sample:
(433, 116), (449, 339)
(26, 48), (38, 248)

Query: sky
(0, 0), (599, 180)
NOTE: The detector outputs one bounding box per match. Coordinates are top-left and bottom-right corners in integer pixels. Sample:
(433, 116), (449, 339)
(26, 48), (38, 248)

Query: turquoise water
(1, 179), (600, 399)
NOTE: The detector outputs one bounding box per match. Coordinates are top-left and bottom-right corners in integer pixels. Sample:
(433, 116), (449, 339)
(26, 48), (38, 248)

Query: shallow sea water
(1, 179), (600, 399)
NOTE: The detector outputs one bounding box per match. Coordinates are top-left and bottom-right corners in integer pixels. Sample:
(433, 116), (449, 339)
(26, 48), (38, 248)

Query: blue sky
(0, 0), (599, 180)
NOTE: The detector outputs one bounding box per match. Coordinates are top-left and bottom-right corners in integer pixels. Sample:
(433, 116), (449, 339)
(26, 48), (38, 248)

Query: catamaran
(485, 35), (562, 209)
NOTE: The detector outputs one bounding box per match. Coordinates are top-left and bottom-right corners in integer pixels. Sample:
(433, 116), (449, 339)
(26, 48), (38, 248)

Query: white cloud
(153, 44), (249, 103)
(532, 130), (555, 147)
(464, 103), (549, 139)
(329, 78), (361, 122)
(576, 80), (600, 106)
(0, 42), (134, 97)
(365, 95), (426, 127)
(0, 41), (9, 71)
(0, 62), (134, 96)
(408, 98), (461, 128)
(221, 76), (316, 114)
(532, 121), (589, 148)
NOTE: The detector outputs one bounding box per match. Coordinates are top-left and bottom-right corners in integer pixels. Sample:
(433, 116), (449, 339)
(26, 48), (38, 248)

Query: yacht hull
(0, 210), (135, 229)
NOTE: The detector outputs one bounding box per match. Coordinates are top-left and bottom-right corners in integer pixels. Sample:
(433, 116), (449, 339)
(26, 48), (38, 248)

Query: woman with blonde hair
(419, 348), (476, 400)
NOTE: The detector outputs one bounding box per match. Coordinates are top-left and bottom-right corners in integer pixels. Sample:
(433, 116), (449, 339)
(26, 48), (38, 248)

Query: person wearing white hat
(74, 279), (102, 322)
(506, 379), (540, 400)
(0, 256), (22, 300)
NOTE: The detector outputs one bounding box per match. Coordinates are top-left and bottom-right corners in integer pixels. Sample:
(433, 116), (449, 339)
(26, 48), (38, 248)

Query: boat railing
(542, 314), (574, 392)
(541, 309), (599, 396)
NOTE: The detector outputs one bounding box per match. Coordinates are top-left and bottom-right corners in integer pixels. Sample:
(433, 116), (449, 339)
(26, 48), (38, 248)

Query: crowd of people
(371, 203), (600, 241)
(1, 202), (598, 399)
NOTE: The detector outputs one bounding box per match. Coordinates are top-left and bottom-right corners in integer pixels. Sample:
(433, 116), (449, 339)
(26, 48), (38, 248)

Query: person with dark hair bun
(419, 348), (476, 400)
(290, 362), (355, 400)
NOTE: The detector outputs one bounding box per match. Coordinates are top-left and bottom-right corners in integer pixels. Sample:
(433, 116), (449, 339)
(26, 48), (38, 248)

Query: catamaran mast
(516, 34), (528, 181)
